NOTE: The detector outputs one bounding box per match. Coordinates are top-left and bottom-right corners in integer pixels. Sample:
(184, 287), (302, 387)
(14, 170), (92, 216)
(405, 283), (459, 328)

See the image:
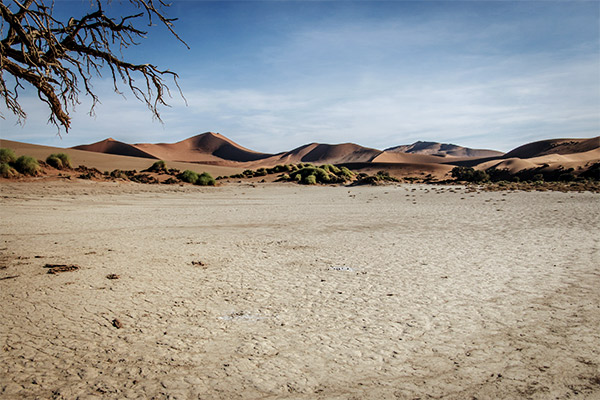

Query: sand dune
(73, 138), (158, 159)
(342, 161), (454, 180)
(134, 132), (274, 163)
(477, 148), (600, 174)
(502, 136), (599, 159)
(0, 139), (244, 177)
(62, 133), (600, 177)
(371, 151), (463, 165)
(274, 142), (381, 164)
(386, 141), (504, 158)
(5, 134), (599, 178)
(477, 158), (540, 174)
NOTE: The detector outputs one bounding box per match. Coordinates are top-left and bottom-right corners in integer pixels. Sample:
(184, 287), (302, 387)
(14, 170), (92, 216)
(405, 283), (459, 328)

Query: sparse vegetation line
(0, 149), (598, 192)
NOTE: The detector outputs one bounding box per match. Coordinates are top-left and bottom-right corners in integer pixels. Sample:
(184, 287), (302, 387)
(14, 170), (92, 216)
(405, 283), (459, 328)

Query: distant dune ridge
(502, 137), (600, 159)
(385, 141), (504, 158)
(2, 132), (598, 179)
(67, 133), (599, 177)
(73, 132), (507, 166)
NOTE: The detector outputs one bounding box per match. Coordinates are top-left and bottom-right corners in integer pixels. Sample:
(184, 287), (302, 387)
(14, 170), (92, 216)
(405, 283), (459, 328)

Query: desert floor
(1, 181), (599, 399)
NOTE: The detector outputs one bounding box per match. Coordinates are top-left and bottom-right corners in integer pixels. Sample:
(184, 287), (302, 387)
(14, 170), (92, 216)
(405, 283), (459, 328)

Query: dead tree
(0, 0), (187, 132)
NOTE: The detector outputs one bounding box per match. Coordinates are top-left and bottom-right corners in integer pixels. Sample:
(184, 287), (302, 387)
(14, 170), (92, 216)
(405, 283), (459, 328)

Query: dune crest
(60, 133), (600, 177)
(134, 132), (274, 163)
(386, 141), (504, 158)
(73, 138), (158, 159)
(502, 136), (599, 159)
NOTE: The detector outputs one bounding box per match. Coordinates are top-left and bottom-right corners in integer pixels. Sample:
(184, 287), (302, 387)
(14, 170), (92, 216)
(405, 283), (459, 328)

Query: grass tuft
(0, 148), (17, 164)
(179, 170), (199, 184)
(196, 172), (216, 186)
(14, 156), (40, 175)
(0, 162), (17, 178)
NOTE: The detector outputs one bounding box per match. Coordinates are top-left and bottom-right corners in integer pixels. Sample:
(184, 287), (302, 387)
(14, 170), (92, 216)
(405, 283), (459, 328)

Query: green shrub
(451, 166), (489, 183)
(196, 172), (216, 186)
(0, 148), (17, 164)
(146, 160), (167, 172)
(14, 156), (40, 175)
(255, 168), (267, 177)
(302, 174), (317, 185)
(46, 153), (72, 169)
(46, 155), (63, 169)
(179, 170), (199, 184)
(0, 162), (17, 178)
(56, 153), (72, 168)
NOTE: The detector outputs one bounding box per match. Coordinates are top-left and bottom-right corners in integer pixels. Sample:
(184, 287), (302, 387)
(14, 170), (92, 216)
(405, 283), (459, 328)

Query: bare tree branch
(0, 0), (187, 132)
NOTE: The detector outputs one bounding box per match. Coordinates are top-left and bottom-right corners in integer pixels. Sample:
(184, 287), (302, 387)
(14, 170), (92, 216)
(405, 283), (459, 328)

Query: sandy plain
(1, 181), (599, 399)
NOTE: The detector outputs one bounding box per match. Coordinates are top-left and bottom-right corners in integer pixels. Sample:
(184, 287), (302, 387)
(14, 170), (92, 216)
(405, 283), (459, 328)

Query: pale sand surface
(1, 181), (599, 399)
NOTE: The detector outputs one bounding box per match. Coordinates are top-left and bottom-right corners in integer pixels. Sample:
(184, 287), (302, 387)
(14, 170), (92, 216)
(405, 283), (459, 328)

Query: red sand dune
(42, 133), (598, 177)
(134, 132), (273, 163)
(271, 142), (382, 165)
(73, 138), (157, 159)
(502, 136), (599, 159)
(0, 139), (244, 177)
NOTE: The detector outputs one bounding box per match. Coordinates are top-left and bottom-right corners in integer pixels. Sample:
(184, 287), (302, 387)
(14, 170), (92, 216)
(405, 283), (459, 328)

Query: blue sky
(1, 0), (598, 153)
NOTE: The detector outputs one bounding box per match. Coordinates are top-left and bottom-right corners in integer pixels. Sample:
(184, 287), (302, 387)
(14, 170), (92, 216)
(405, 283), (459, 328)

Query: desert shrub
(14, 155), (40, 175)
(46, 154), (63, 169)
(269, 164), (288, 174)
(110, 169), (129, 180)
(196, 172), (216, 186)
(533, 174), (544, 182)
(56, 153), (72, 168)
(0, 148), (17, 164)
(255, 168), (267, 177)
(558, 172), (575, 182)
(78, 172), (94, 180)
(451, 166), (473, 181)
(131, 174), (158, 184)
(290, 167), (334, 183)
(451, 166), (489, 183)
(46, 153), (72, 169)
(146, 160), (167, 173)
(320, 164), (340, 174)
(278, 173), (290, 181)
(579, 162), (599, 181)
(242, 169), (255, 177)
(162, 177), (179, 184)
(0, 162), (17, 178)
(179, 170), (199, 184)
(302, 174), (317, 185)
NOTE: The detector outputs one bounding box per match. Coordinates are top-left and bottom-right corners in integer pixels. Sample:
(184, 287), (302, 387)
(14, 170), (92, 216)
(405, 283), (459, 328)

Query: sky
(1, 0), (599, 153)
